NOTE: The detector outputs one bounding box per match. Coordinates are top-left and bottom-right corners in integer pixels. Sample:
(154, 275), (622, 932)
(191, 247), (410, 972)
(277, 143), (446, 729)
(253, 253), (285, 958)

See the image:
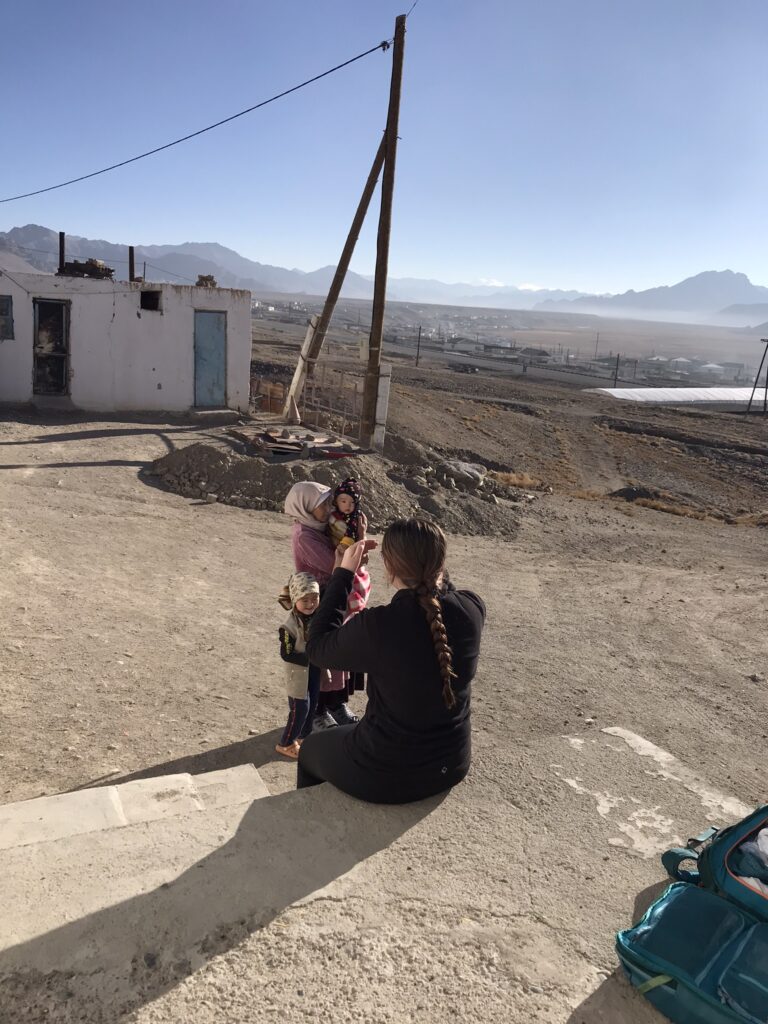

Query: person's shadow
(565, 881), (670, 1023)
(0, 780), (445, 1021)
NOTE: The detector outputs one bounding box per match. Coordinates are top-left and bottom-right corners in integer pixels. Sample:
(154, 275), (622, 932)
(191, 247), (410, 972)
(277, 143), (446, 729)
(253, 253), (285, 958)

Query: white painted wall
(0, 271), (251, 412)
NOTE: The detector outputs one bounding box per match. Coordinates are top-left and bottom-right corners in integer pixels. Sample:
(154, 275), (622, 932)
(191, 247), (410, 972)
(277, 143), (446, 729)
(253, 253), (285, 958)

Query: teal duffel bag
(618, 883), (768, 1022)
(617, 807), (768, 1023)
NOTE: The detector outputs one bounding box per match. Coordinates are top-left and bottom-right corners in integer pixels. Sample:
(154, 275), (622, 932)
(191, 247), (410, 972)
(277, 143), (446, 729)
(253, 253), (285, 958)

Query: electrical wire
(0, 39), (391, 204)
(0, 266), (32, 295)
(406, 0), (422, 16)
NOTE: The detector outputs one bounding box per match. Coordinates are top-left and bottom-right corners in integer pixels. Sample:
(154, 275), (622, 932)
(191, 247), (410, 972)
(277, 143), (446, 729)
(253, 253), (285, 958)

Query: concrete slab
(0, 785), (126, 851)
(0, 781), (440, 1022)
(192, 764), (270, 808)
(0, 765), (268, 852)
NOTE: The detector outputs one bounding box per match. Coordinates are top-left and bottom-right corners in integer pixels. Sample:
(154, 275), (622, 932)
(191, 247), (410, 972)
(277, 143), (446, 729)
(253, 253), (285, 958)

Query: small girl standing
(275, 572), (321, 759)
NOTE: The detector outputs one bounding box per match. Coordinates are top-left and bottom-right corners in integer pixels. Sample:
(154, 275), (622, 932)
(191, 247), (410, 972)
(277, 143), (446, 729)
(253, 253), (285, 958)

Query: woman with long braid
(298, 519), (485, 803)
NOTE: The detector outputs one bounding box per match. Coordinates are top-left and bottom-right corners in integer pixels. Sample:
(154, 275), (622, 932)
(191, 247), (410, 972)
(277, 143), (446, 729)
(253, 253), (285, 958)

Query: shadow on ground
(0, 777), (444, 1022)
(67, 732), (285, 792)
(565, 969), (663, 1023)
(565, 881), (670, 1023)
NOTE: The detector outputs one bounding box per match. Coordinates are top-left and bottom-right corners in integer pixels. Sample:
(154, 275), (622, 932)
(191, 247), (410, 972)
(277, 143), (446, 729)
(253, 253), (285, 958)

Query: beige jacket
(280, 610), (312, 699)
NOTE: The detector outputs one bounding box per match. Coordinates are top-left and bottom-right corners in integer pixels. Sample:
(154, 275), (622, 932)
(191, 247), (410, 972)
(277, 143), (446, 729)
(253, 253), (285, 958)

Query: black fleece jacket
(307, 568), (485, 793)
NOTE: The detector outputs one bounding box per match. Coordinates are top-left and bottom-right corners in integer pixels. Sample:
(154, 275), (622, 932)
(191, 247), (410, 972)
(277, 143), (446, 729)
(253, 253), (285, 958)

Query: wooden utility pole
(304, 135), (386, 378)
(415, 324), (422, 367)
(613, 352), (621, 387)
(360, 14), (406, 447)
(746, 338), (768, 415)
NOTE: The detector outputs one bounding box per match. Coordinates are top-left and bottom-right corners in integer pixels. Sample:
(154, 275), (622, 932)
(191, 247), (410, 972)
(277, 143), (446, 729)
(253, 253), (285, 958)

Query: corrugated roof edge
(585, 387), (760, 403)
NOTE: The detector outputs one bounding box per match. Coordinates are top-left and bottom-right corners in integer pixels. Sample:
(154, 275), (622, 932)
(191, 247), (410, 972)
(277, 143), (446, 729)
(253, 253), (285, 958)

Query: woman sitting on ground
(298, 518), (486, 804)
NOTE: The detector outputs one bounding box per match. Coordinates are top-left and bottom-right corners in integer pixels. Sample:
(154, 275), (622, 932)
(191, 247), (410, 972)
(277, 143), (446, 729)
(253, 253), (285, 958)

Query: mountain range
(537, 270), (768, 325)
(2, 224), (767, 326)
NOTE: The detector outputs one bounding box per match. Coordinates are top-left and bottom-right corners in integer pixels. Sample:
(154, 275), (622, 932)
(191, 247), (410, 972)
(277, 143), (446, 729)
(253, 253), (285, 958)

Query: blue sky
(3, 0), (768, 292)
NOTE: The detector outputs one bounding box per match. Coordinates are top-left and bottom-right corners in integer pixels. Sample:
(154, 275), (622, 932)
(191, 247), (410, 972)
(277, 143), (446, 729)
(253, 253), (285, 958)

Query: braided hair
(333, 477), (363, 541)
(381, 518), (458, 710)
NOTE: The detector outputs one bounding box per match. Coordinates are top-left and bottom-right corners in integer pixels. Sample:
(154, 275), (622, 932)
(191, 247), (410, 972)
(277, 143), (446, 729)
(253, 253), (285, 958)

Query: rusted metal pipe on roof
(128, 246), (135, 282)
(58, 232), (65, 273)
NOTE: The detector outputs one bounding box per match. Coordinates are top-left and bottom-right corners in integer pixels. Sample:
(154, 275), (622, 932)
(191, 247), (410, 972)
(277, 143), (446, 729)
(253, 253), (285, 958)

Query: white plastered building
(0, 268), (252, 413)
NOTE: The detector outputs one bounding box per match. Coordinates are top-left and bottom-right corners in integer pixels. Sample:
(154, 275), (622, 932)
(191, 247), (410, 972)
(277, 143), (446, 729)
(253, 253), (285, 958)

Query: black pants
(317, 688), (345, 712)
(297, 725), (460, 805)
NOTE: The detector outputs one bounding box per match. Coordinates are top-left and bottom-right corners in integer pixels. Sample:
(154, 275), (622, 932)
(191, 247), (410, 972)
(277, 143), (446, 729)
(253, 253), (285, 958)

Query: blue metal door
(194, 311), (226, 407)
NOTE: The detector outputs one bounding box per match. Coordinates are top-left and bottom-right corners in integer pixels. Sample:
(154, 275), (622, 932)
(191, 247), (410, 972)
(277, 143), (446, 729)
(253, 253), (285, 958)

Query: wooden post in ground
(282, 315), (319, 419)
(360, 14), (406, 449)
(305, 136), (386, 379)
(372, 363), (393, 451)
(747, 339), (768, 415)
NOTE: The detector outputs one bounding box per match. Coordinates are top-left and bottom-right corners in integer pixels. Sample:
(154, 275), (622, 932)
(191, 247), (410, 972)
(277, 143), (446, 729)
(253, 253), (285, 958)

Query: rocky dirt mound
(146, 434), (528, 537)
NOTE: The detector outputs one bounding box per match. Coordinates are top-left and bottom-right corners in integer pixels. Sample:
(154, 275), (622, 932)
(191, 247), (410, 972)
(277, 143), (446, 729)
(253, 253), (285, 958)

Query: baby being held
(328, 477), (365, 550)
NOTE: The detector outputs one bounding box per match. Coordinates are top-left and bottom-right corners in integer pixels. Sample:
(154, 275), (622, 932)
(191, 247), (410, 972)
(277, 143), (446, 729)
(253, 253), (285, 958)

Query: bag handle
(661, 847), (701, 882)
(687, 826), (719, 849)
(637, 973), (675, 995)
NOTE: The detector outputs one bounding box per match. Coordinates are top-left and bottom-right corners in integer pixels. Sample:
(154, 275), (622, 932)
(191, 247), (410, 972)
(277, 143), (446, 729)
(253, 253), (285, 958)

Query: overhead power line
(0, 39), (392, 204)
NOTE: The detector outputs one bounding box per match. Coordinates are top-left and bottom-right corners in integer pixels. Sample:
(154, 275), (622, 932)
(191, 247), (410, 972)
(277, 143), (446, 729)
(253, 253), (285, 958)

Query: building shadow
(0, 783), (445, 1021)
(0, 425), (200, 447)
(0, 459), (148, 470)
(66, 732), (284, 792)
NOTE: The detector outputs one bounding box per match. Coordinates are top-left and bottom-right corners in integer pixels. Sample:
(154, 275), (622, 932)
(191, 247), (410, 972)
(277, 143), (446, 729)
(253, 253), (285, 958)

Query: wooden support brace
(282, 315), (318, 420)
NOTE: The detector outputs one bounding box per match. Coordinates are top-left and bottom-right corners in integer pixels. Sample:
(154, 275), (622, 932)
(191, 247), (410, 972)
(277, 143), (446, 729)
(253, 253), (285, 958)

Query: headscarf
(277, 572), (320, 611)
(333, 477), (363, 541)
(284, 481), (331, 531)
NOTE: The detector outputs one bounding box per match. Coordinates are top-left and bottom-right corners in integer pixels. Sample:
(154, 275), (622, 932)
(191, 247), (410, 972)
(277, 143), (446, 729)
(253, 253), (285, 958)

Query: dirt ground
(253, 339), (768, 520)
(1, 388), (767, 1022)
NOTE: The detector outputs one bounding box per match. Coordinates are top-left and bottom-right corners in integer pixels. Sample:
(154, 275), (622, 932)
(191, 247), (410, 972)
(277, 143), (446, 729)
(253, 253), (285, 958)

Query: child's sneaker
(312, 710), (338, 732)
(330, 704), (359, 725)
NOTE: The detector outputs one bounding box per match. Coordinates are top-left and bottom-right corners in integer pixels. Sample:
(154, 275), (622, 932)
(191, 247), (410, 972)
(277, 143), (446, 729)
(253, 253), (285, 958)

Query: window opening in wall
(0, 295), (13, 339)
(140, 290), (162, 311)
(33, 299), (69, 395)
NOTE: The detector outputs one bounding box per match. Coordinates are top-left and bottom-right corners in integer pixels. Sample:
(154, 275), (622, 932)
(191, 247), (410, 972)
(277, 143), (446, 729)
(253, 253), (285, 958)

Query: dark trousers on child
(280, 666), (321, 746)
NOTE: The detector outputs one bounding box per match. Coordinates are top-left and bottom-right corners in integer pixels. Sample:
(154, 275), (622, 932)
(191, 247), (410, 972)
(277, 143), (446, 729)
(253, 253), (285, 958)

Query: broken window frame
(0, 294), (13, 340)
(140, 290), (162, 312)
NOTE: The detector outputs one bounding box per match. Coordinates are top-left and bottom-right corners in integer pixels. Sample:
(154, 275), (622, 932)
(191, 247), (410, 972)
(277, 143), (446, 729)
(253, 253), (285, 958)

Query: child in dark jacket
(275, 572), (322, 759)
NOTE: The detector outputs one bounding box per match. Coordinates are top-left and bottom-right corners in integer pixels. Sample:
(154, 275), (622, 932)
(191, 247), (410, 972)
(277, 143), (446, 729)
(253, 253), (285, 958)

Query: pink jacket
(291, 522), (335, 586)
